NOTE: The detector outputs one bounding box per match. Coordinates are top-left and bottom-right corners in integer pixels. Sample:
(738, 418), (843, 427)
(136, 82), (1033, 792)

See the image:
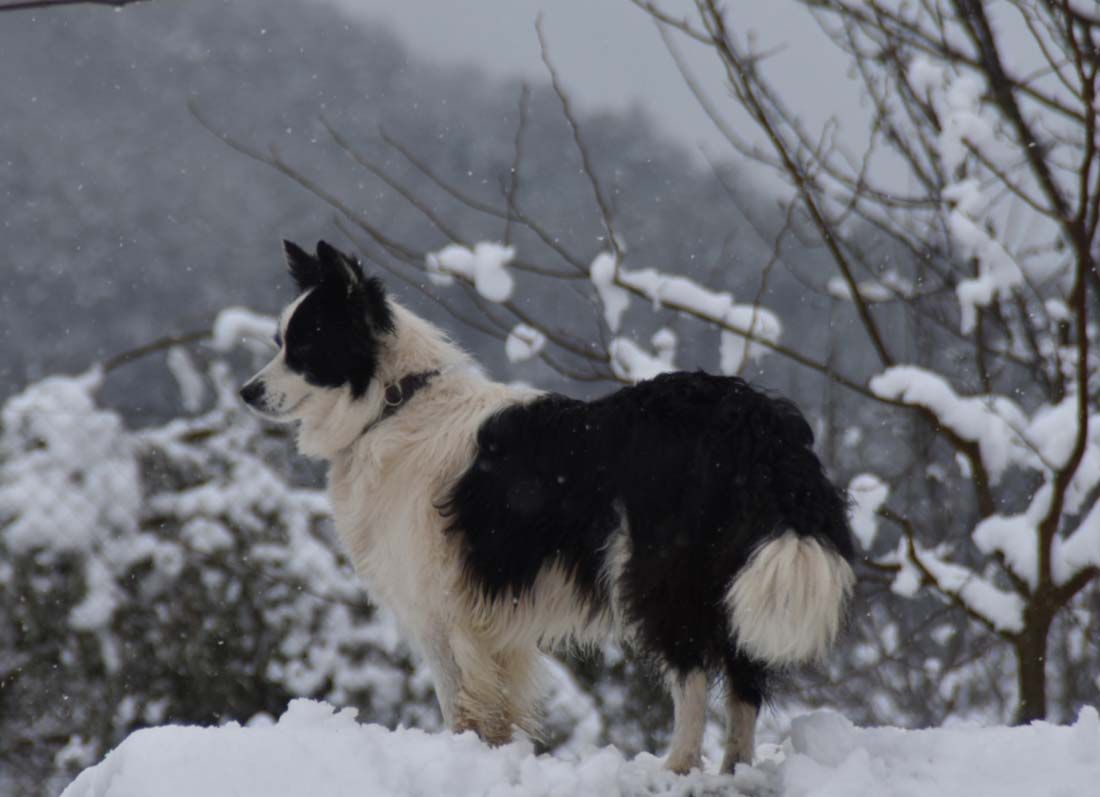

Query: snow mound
(779, 707), (1099, 797)
(62, 701), (1100, 797)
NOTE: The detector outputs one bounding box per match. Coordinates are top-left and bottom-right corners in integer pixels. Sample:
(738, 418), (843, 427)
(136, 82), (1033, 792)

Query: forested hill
(0, 0), (816, 416)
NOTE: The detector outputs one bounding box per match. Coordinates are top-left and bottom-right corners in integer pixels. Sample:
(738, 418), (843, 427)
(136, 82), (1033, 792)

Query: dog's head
(239, 240), (394, 423)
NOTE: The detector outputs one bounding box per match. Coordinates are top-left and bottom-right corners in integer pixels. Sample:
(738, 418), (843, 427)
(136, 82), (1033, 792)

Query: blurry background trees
(1, 0), (1097, 795)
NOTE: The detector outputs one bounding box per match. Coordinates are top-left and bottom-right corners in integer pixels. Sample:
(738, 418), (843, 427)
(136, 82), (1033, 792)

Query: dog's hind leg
(664, 669), (708, 774)
(720, 689), (758, 772)
(720, 653), (764, 772)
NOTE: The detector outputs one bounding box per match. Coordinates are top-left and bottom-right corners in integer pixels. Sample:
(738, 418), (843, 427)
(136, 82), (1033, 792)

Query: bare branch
(0, 0), (147, 11)
(503, 83), (531, 246)
(102, 329), (211, 374)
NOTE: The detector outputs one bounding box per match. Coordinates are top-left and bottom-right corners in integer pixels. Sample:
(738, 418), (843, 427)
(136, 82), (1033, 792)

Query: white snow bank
(60, 699), (733, 797)
(63, 700), (1100, 797)
(777, 707), (1099, 797)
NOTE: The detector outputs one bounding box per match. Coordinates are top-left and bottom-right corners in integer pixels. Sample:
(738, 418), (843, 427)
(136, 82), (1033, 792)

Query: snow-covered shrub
(0, 354), (431, 792)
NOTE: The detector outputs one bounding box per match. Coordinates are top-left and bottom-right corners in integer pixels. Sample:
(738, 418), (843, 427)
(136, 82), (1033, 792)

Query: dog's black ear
(360, 275), (396, 335)
(284, 240), (322, 291)
(316, 240), (366, 292)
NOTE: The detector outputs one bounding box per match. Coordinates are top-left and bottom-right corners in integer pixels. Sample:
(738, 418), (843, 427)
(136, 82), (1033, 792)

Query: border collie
(240, 240), (855, 774)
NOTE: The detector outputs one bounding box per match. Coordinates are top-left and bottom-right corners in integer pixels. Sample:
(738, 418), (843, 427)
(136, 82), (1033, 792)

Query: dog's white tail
(725, 531), (854, 666)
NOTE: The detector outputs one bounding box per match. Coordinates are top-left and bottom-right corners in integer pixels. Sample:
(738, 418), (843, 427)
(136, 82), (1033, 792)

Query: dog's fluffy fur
(241, 240), (856, 774)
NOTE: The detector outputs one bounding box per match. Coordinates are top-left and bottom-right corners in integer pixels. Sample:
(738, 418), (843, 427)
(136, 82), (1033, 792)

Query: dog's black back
(443, 371), (853, 696)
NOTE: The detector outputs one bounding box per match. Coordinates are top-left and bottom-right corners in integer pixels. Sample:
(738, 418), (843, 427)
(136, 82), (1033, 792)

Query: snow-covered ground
(62, 699), (1099, 797)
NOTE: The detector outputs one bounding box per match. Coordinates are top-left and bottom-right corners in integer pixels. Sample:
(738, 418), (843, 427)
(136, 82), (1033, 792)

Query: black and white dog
(240, 240), (855, 774)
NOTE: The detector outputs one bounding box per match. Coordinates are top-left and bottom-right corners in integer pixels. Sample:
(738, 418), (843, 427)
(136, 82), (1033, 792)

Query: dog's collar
(382, 370), (439, 419)
(361, 369), (440, 436)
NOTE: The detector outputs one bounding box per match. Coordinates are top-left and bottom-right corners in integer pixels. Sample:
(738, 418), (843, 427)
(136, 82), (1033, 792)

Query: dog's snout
(239, 380), (265, 407)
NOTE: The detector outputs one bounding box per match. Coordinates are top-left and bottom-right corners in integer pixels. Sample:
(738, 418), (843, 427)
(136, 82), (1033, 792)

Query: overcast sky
(315, 0), (869, 180)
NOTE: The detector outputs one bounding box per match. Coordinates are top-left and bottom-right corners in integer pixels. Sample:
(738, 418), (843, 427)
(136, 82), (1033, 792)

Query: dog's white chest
(327, 448), (459, 637)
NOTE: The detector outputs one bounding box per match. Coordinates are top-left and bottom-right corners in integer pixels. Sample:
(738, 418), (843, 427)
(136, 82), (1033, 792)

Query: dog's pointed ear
(284, 240), (322, 291)
(314, 241), (395, 334)
(316, 240), (365, 293)
(360, 275), (396, 335)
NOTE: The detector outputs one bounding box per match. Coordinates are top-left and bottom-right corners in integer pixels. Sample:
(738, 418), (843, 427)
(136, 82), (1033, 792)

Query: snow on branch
(827, 271), (914, 304)
(210, 307), (278, 353)
(589, 253), (629, 333)
(609, 329), (677, 383)
(590, 252), (782, 375)
(870, 366), (1034, 484)
(849, 473), (889, 550)
(1054, 501), (1100, 588)
(890, 536), (1025, 635)
(943, 180), (1027, 334)
(425, 243), (516, 303)
(504, 324), (546, 364)
(971, 486), (1050, 591)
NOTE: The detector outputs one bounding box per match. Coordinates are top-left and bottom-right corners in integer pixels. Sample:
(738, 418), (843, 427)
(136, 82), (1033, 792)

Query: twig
(536, 15), (623, 262)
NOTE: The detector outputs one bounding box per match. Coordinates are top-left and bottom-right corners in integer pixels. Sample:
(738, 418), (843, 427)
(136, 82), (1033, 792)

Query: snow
(608, 336), (675, 382)
(505, 324), (547, 363)
(778, 707), (1099, 797)
(425, 242), (516, 302)
(589, 252), (629, 332)
(617, 266), (737, 320)
(210, 307), (278, 353)
(943, 180), (1026, 334)
(650, 328), (677, 367)
(166, 345), (206, 413)
(826, 270), (913, 303)
(972, 485), (1050, 590)
(907, 57), (944, 99)
(937, 76), (993, 175)
(870, 365), (1033, 484)
(907, 58), (1042, 330)
(0, 369), (141, 555)
(1053, 498), (1100, 586)
(848, 473), (888, 550)
(63, 701), (1100, 797)
(607, 329), (679, 382)
(1027, 396), (1081, 470)
(889, 538), (1026, 633)
(588, 253), (780, 369)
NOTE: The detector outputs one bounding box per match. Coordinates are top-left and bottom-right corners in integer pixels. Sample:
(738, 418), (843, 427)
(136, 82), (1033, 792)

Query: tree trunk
(1013, 609), (1052, 724)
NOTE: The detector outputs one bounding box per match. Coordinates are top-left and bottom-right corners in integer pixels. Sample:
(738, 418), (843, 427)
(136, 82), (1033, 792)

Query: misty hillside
(0, 0), (842, 418)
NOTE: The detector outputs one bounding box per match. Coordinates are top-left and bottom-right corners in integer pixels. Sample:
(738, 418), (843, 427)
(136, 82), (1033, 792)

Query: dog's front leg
(422, 626), (463, 729)
(435, 628), (516, 746)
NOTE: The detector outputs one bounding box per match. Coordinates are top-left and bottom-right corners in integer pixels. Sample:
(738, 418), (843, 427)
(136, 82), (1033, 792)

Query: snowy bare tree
(629, 0), (1100, 724)
(190, 0), (1099, 724)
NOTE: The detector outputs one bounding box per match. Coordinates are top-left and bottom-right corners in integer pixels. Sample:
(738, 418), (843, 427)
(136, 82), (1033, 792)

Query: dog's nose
(239, 380), (265, 407)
